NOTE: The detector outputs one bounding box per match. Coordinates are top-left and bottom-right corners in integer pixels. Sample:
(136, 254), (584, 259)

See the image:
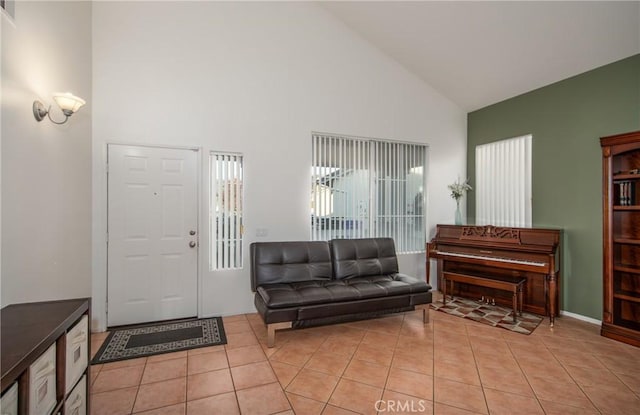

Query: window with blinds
(210, 152), (243, 270)
(475, 134), (532, 227)
(311, 133), (427, 253)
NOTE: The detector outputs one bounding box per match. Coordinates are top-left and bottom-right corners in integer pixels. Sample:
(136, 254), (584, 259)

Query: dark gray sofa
(250, 237), (432, 347)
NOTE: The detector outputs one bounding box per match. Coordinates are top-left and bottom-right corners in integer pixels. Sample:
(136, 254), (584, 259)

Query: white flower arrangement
(448, 179), (472, 202)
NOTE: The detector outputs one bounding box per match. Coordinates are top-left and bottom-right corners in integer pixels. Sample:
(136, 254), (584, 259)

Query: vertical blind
(311, 135), (370, 241)
(210, 152), (243, 270)
(475, 134), (532, 227)
(311, 133), (427, 253)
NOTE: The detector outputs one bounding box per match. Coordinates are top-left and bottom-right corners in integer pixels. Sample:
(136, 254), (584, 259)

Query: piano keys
(427, 224), (561, 325)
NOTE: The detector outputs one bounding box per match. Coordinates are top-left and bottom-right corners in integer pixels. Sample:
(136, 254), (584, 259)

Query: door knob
(189, 230), (196, 235)
(189, 241), (197, 248)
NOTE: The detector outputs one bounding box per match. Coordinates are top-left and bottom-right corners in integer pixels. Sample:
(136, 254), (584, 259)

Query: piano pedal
(491, 298), (496, 306)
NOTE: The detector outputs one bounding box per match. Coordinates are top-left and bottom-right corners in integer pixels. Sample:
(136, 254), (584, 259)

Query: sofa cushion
(330, 238), (399, 279)
(250, 241), (333, 291)
(257, 273), (430, 309)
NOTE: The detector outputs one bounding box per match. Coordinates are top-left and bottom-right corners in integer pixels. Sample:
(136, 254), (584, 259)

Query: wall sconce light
(33, 92), (86, 125)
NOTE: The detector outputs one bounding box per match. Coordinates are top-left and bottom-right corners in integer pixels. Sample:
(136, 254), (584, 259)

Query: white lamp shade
(52, 93), (86, 113)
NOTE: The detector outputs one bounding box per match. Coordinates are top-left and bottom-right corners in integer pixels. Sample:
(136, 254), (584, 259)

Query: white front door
(107, 144), (198, 326)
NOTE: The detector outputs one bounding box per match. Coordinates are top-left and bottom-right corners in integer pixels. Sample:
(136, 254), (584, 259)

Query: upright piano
(427, 224), (561, 325)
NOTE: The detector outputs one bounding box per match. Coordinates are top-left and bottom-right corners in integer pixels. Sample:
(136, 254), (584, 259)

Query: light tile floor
(89, 299), (640, 415)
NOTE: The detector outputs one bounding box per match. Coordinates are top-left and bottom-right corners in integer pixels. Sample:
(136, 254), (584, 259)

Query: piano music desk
(442, 271), (526, 323)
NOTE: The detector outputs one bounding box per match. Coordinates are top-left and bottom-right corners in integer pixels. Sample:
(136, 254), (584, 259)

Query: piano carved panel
(460, 225), (521, 244)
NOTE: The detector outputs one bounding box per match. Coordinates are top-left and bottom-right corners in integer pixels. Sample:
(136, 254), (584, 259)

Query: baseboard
(560, 310), (601, 325)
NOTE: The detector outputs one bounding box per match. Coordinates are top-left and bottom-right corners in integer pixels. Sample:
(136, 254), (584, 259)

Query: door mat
(91, 317), (227, 364)
(431, 296), (543, 335)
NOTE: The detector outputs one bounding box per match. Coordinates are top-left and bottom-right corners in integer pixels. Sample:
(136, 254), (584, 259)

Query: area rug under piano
(431, 296), (543, 334)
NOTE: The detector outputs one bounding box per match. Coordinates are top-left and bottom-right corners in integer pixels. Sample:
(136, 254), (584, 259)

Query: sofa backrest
(330, 238), (399, 279)
(250, 241), (333, 291)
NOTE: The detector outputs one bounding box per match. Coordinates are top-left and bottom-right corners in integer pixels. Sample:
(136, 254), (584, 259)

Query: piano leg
(443, 276), (447, 306)
(518, 285), (523, 316)
(548, 272), (557, 327)
(512, 292), (518, 323)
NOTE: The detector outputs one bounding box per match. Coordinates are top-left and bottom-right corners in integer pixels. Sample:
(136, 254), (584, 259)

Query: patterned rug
(431, 296), (543, 335)
(91, 317), (227, 364)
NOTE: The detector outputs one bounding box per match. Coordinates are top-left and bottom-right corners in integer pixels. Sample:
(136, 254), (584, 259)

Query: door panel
(108, 145), (198, 326)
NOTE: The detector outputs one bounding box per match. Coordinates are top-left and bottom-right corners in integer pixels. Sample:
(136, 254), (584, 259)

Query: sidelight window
(210, 152), (243, 270)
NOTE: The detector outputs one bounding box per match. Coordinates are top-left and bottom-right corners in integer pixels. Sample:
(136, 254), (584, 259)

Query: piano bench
(442, 271), (526, 323)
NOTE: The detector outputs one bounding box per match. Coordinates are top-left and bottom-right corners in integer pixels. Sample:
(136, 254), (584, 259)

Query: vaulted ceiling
(321, 1), (640, 112)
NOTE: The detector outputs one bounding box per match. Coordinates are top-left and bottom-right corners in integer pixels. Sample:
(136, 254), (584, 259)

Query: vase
(455, 201), (462, 225)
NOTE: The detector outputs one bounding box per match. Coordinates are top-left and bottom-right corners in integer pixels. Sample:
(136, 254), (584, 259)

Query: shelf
(614, 264), (640, 274)
(614, 293), (640, 303)
(614, 206), (640, 211)
(613, 174), (640, 181)
(613, 238), (640, 245)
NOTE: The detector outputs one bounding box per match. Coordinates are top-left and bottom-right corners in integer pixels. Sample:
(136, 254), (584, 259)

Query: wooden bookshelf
(601, 130), (640, 346)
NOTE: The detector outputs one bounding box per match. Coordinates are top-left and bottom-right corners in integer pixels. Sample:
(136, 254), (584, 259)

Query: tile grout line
(324, 325), (363, 411)
(504, 334), (551, 414)
(573, 351), (631, 414)
(326, 323), (379, 411)
(128, 355), (147, 414)
(506, 332), (603, 414)
(592, 351), (640, 398)
(246, 313), (298, 415)
(431, 318), (475, 413)
(378, 312), (405, 410)
(543, 335), (603, 414)
(228, 315), (245, 415)
(182, 368), (187, 415)
(464, 321), (491, 415)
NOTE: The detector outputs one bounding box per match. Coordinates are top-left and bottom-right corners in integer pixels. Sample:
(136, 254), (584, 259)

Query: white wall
(92, 1), (466, 330)
(1, 1), (92, 307)
(1, 5), (5, 305)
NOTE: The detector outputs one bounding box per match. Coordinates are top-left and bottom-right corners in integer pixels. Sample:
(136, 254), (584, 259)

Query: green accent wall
(467, 54), (640, 320)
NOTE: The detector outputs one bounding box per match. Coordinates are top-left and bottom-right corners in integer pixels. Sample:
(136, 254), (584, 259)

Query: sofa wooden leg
(267, 322), (292, 348)
(416, 304), (430, 324)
